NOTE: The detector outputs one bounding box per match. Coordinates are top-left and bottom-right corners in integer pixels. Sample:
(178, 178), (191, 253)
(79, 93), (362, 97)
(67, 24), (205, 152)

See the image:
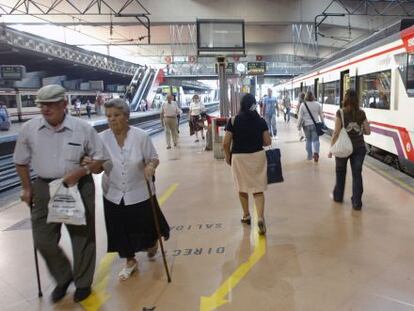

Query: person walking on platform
(329, 89), (371, 210)
(297, 91), (324, 162)
(223, 94), (272, 235)
(262, 88), (277, 138)
(282, 93), (291, 123)
(75, 98), (81, 117)
(160, 94), (181, 149)
(297, 92), (306, 141)
(85, 98), (170, 280)
(0, 101), (10, 131)
(85, 99), (92, 119)
(189, 94), (206, 142)
(13, 84), (108, 303)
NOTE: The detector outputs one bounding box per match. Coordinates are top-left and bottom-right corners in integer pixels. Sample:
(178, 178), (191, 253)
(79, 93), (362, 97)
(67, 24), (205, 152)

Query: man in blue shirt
(262, 88), (277, 137)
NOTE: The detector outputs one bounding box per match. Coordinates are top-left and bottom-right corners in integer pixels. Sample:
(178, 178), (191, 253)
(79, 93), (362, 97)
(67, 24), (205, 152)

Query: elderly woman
(87, 98), (170, 280)
(189, 94), (206, 142)
(223, 94), (272, 235)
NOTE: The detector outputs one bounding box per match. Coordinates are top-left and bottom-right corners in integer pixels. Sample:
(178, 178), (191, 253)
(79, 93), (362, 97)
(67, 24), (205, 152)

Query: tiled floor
(1, 117), (414, 311)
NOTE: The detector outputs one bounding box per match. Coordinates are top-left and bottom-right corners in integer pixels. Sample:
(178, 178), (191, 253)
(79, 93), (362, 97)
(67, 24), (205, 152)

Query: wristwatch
(83, 165), (91, 175)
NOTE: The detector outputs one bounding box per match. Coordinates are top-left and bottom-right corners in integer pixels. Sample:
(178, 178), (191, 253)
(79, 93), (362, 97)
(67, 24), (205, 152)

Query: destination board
(0, 65), (25, 80)
(247, 62), (266, 75)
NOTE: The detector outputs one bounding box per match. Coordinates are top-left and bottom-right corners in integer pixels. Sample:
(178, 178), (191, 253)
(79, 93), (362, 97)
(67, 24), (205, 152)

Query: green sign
(215, 62), (235, 75)
(0, 65), (25, 80)
(247, 62), (266, 75)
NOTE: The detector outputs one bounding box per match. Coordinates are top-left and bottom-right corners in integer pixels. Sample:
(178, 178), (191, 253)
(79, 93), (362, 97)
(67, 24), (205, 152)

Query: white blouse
(189, 101), (206, 116)
(100, 127), (158, 205)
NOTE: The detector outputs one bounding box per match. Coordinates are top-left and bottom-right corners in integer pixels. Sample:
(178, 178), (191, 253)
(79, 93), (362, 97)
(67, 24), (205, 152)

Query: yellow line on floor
(365, 162), (414, 194)
(199, 212), (266, 311)
(81, 183), (179, 311)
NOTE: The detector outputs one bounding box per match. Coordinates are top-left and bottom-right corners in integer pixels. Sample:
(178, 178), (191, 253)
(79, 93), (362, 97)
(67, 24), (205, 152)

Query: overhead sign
(247, 62), (266, 75)
(0, 65), (25, 80)
(215, 62), (235, 75)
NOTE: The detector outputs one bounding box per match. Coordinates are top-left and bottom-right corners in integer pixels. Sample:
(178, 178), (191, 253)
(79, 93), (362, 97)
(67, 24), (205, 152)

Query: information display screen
(247, 62), (266, 75)
(215, 62), (235, 75)
(0, 65), (25, 80)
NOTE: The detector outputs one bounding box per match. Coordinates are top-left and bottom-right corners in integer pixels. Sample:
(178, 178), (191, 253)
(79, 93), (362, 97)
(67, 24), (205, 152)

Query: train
(274, 19), (414, 175)
(0, 88), (115, 121)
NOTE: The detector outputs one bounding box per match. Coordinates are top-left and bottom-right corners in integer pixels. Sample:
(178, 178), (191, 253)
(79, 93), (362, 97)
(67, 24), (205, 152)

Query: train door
(314, 78), (319, 99)
(340, 70), (350, 106)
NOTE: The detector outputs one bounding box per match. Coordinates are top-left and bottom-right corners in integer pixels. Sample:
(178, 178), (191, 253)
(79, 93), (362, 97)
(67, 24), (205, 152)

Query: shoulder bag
(304, 102), (325, 136)
(330, 109), (353, 158)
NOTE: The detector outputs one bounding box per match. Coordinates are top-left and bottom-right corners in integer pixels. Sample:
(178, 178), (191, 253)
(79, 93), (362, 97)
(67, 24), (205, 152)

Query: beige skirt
(231, 150), (267, 193)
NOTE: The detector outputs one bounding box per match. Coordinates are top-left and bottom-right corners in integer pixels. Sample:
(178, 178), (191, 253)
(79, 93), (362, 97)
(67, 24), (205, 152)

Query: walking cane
(29, 202), (43, 297)
(145, 175), (172, 283)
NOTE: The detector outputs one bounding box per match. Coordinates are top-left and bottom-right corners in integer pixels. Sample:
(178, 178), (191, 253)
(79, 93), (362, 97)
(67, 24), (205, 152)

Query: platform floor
(2, 117), (414, 311)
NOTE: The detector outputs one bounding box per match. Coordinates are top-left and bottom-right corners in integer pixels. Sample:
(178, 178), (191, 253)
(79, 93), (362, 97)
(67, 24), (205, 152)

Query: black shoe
(352, 205), (362, 211)
(241, 215), (251, 225)
(258, 219), (267, 235)
(51, 278), (72, 303)
(73, 287), (92, 303)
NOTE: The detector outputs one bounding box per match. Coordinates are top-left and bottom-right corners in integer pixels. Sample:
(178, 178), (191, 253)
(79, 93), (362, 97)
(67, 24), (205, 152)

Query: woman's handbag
(266, 148), (284, 184)
(303, 102), (325, 136)
(330, 109), (353, 158)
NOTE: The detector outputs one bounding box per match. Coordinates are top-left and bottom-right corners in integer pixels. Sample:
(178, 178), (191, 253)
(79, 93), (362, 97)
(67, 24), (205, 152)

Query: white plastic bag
(47, 179), (86, 225)
(330, 109), (353, 158)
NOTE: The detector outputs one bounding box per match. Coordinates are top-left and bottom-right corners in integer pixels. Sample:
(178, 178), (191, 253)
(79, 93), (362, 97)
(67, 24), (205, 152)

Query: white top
(100, 127), (158, 205)
(189, 101), (205, 116)
(161, 101), (181, 117)
(13, 115), (108, 178)
(75, 100), (81, 109)
(298, 101), (324, 127)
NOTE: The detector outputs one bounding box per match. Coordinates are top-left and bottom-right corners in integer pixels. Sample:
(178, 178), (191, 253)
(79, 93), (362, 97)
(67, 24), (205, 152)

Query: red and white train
(275, 19), (414, 174)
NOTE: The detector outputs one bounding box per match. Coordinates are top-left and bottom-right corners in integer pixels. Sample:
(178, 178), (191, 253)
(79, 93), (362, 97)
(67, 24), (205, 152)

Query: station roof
(0, 0), (413, 73)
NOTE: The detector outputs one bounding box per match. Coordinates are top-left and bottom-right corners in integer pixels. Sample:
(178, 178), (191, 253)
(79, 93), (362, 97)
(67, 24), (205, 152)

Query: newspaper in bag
(47, 179), (86, 225)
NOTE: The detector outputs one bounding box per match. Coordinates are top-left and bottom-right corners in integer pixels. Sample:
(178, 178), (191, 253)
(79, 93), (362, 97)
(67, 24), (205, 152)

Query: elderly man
(13, 85), (108, 303)
(160, 94), (181, 149)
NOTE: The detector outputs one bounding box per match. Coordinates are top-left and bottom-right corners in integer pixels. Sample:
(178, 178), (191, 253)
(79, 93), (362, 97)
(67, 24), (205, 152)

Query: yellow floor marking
(200, 212), (266, 311)
(81, 183), (179, 311)
(365, 162), (414, 194)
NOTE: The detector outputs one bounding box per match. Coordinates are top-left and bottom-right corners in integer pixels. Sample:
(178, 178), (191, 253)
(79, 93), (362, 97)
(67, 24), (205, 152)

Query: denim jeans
(333, 146), (366, 208)
(284, 107), (290, 122)
(302, 125), (320, 159)
(264, 113), (277, 136)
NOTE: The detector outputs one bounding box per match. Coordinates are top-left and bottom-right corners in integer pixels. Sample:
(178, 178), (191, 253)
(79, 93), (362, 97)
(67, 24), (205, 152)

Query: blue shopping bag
(266, 149), (284, 184)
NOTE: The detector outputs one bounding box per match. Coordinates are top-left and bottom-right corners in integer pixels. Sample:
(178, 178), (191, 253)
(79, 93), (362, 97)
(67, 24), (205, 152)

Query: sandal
(241, 215), (251, 225)
(147, 242), (158, 258)
(118, 262), (137, 281)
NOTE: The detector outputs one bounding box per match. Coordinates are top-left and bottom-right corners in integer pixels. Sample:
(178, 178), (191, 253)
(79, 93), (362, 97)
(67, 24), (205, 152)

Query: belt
(164, 116), (177, 118)
(37, 177), (57, 183)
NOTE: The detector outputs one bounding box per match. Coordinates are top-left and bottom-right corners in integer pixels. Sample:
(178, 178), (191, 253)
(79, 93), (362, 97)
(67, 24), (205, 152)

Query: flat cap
(35, 84), (66, 103)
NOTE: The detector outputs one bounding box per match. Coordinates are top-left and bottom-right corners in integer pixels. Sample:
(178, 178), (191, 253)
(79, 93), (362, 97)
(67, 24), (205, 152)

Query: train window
(317, 82), (324, 103)
(21, 95), (36, 108)
(294, 87), (300, 100)
(323, 81), (340, 105)
(358, 70), (391, 110)
(407, 54), (414, 95)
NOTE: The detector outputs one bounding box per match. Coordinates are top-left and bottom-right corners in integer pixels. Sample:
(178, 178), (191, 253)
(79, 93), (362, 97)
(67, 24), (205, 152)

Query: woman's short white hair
(104, 98), (130, 117)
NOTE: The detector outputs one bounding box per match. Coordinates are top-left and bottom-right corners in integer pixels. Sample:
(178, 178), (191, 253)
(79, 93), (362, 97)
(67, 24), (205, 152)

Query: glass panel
(407, 54), (414, 95)
(358, 70), (391, 109)
(317, 82), (323, 103)
(21, 95), (37, 108)
(323, 81), (339, 105)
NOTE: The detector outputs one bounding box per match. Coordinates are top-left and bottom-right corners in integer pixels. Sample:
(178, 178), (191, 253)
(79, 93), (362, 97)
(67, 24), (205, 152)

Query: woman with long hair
(223, 94), (272, 235)
(329, 89), (371, 210)
(297, 91), (324, 162)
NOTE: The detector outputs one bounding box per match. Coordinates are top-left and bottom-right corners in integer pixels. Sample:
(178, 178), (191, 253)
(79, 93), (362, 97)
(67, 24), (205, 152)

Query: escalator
(130, 68), (156, 112)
